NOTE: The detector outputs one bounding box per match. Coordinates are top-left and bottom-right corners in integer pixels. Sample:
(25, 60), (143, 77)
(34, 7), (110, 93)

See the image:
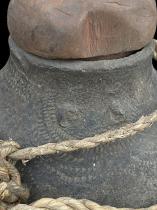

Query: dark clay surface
(0, 39), (157, 208)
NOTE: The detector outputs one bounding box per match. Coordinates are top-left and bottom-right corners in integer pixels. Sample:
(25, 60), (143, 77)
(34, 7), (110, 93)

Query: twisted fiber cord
(154, 40), (157, 60)
(9, 198), (157, 210)
(1, 110), (157, 209)
(0, 141), (29, 209)
(8, 110), (157, 161)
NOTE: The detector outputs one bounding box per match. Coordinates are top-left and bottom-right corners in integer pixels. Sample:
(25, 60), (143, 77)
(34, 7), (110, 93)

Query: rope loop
(8, 198), (157, 210)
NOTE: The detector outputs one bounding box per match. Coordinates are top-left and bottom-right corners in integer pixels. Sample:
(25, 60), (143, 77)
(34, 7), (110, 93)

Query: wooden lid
(8, 0), (157, 59)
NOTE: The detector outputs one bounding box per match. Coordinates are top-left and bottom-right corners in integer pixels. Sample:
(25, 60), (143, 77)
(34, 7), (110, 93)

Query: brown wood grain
(8, 0), (157, 59)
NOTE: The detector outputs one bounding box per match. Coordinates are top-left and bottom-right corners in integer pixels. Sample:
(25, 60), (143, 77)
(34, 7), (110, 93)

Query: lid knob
(8, 0), (157, 59)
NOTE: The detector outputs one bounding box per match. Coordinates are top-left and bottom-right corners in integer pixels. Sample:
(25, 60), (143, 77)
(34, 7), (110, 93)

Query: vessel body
(0, 39), (157, 208)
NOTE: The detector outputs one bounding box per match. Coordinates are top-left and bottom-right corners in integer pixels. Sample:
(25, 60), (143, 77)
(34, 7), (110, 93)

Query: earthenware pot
(0, 38), (157, 208)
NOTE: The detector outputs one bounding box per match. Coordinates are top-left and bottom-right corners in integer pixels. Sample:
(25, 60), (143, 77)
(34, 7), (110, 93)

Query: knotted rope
(0, 141), (29, 210)
(1, 110), (157, 210)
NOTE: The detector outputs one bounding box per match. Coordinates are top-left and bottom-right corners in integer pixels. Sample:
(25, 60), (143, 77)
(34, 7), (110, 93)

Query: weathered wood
(8, 0), (157, 59)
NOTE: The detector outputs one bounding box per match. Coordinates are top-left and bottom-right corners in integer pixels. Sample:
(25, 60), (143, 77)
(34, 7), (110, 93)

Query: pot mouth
(9, 37), (155, 73)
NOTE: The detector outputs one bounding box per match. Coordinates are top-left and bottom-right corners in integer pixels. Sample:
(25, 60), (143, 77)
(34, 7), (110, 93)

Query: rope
(1, 110), (157, 209)
(154, 39), (157, 60)
(8, 110), (157, 161)
(9, 198), (157, 210)
(0, 141), (29, 209)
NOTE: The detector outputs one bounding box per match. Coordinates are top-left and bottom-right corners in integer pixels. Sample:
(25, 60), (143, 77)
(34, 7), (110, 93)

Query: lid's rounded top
(8, 0), (157, 60)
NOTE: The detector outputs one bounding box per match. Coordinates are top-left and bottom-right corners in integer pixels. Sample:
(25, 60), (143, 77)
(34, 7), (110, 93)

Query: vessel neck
(6, 38), (157, 138)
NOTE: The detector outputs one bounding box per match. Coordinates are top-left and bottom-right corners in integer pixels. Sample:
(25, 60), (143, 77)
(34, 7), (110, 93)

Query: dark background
(0, 0), (157, 69)
(0, 1), (9, 69)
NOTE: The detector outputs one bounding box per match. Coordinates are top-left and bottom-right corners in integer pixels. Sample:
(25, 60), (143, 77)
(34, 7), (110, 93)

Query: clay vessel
(1, 0), (157, 208)
(0, 39), (157, 208)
